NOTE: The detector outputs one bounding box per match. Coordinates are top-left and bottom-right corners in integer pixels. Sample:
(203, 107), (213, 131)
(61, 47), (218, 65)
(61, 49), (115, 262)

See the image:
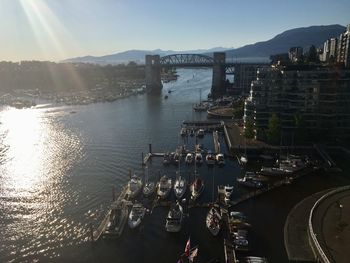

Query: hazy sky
(1, 0), (350, 61)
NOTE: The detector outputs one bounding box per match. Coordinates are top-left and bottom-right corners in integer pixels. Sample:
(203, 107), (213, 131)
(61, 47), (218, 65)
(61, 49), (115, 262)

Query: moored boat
(174, 176), (187, 200)
(237, 177), (263, 188)
(216, 153), (225, 166)
(190, 177), (204, 201)
(206, 205), (222, 236)
(128, 203), (146, 229)
(103, 201), (128, 238)
(126, 174), (143, 199)
(185, 153), (193, 165)
(206, 151), (216, 165)
(195, 152), (203, 165)
(165, 202), (184, 232)
(157, 175), (172, 199)
(197, 128), (205, 138)
(180, 127), (187, 137)
(143, 181), (156, 197)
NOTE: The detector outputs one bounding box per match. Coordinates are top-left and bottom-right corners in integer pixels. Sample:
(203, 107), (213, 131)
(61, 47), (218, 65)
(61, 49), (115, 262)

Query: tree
(266, 113), (281, 144)
(244, 117), (255, 139)
(307, 45), (318, 63)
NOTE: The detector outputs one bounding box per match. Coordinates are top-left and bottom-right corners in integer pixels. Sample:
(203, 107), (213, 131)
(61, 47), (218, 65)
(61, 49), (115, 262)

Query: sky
(0, 0), (350, 62)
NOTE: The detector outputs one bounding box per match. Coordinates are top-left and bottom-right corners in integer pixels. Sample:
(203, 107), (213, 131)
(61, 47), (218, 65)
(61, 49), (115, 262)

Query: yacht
(165, 202), (183, 232)
(174, 176), (187, 200)
(185, 153), (193, 164)
(126, 174), (143, 199)
(197, 129), (205, 138)
(190, 177), (204, 201)
(240, 155), (248, 164)
(128, 203), (146, 229)
(163, 153), (171, 165)
(224, 185), (234, 201)
(103, 201), (128, 238)
(216, 153), (225, 166)
(157, 175), (172, 199)
(180, 127), (187, 137)
(206, 205), (222, 236)
(195, 152), (203, 165)
(206, 151), (216, 165)
(143, 181), (156, 197)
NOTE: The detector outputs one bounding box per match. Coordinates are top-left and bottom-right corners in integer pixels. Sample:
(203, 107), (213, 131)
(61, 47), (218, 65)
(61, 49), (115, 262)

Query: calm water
(1, 68), (349, 263)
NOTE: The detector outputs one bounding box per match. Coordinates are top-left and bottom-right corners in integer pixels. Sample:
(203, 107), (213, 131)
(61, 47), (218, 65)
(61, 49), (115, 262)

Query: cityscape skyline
(1, 0), (350, 61)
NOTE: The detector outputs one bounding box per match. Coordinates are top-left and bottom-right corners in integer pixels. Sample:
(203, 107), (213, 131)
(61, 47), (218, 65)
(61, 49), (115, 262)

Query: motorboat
(180, 127), (187, 137)
(197, 128), (205, 138)
(103, 201), (128, 238)
(126, 174), (143, 199)
(206, 205), (222, 236)
(206, 151), (216, 165)
(185, 153), (193, 164)
(195, 152), (203, 165)
(237, 177), (263, 188)
(195, 143), (204, 153)
(157, 175), (172, 199)
(189, 129), (195, 137)
(143, 181), (156, 197)
(240, 155), (248, 164)
(224, 185), (234, 201)
(190, 177), (204, 201)
(128, 203), (146, 229)
(216, 153), (225, 166)
(245, 171), (268, 182)
(173, 152), (180, 165)
(193, 102), (209, 111)
(174, 176), (187, 200)
(165, 202), (183, 232)
(163, 153), (171, 165)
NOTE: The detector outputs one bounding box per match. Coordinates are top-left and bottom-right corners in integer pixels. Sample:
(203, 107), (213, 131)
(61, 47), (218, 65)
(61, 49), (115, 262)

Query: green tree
(266, 113), (281, 144)
(244, 117), (255, 139)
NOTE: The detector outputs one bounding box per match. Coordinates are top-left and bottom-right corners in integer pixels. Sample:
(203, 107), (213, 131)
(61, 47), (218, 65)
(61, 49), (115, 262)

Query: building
(244, 65), (350, 142)
(337, 24), (350, 67)
(288, 47), (303, 62)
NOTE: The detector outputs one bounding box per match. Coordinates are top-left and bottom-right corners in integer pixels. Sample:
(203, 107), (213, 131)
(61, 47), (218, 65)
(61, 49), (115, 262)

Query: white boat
(216, 153), (225, 166)
(174, 176), (187, 200)
(195, 152), (203, 165)
(126, 174), (143, 198)
(128, 203), (146, 229)
(224, 185), (234, 201)
(206, 205), (222, 236)
(165, 202), (183, 232)
(180, 127), (187, 137)
(185, 153), (193, 164)
(190, 177), (204, 201)
(157, 175), (172, 199)
(143, 181), (156, 197)
(240, 155), (248, 164)
(163, 153), (171, 165)
(206, 151), (216, 165)
(193, 102), (209, 111)
(245, 171), (269, 182)
(195, 143), (204, 153)
(197, 128), (205, 138)
(103, 201), (128, 238)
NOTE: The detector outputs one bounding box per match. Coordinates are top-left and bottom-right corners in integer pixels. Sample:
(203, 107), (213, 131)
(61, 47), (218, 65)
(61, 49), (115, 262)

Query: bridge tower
(211, 52), (226, 98)
(145, 55), (162, 93)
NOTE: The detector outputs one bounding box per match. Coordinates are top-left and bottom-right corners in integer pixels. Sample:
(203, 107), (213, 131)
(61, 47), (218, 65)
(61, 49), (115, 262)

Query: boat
(197, 128), (205, 138)
(216, 153), (225, 165)
(180, 127), (187, 137)
(128, 203), (146, 229)
(245, 171), (268, 182)
(240, 155), (248, 164)
(103, 201), (128, 238)
(195, 143), (204, 153)
(185, 153), (193, 164)
(195, 152), (203, 165)
(190, 177), (204, 201)
(206, 151), (216, 165)
(126, 174), (143, 198)
(143, 181), (156, 197)
(189, 129), (195, 137)
(157, 175), (172, 199)
(237, 177), (263, 188)
(163, 152), (171, 165)
(172, 152), (180, 165)
(224, 185), (234, 201)
(206, 205), (222, 236)
(193, 89), (209, 112)
(174, 175), (187, 200)
(165, 202), (183, 232)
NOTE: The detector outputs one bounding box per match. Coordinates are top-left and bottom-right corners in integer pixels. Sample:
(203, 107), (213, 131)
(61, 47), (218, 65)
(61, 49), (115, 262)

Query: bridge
(145, 52), (268, 97)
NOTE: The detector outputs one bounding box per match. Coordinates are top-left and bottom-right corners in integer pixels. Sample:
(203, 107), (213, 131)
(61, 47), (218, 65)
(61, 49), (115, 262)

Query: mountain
(225, 24), (345, 59)
(62, 47), (233, 65)
(63, 24), (346, 64)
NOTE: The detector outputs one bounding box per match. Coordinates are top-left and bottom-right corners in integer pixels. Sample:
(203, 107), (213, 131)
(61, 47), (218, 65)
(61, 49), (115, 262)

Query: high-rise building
(244, 65), (350, 142)
(337, 24), (350, 67)
(288, 47), (303, 62)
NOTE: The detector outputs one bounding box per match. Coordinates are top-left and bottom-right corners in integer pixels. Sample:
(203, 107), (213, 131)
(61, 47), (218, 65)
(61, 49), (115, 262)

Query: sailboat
(206, 204), (222, 236)
(165, 201), (184, 232)
(174, 154), (187, 200)
(193, 89), (209, 111)
(128, 203), (146, 229)
(126, 173), (143, 199)
(190, 149), (204, 201)
(143, 166), (156, 197)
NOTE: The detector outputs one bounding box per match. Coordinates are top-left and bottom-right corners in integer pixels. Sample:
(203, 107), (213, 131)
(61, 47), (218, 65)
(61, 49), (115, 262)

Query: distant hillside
(226, 24), (345, 59)
(62, 47), (232, 65)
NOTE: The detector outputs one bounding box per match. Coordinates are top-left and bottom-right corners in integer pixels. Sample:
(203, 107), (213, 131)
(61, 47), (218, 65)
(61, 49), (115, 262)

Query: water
(1, 68), (349, 263)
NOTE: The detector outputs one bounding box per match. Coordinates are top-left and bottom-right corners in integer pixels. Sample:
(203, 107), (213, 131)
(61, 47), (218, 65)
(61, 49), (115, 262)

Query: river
(0, 68), (349, 263)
